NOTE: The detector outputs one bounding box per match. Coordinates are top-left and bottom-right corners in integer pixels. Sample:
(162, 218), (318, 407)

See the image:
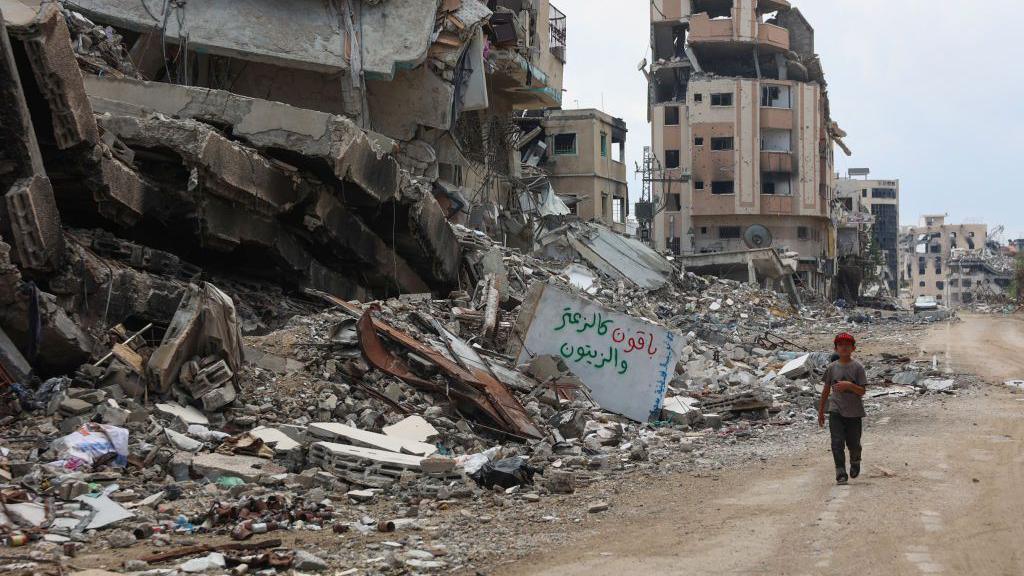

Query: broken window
(711, 137), (734, 151)
(694, 137), (705, 146)
(601, 193), (609, 219)
(711, 181), (734, 195)
(918, 257), (926, 275)
(934, 257), (942, 275)
(760, 129), (791, 152)
(760, 85), (791, 108)
(762, 173), (791, 195)
(710, 93), (733, 107)
(438, 162), (464, 187)
(665, 106), (680, 126)
(862, 189), (868, 198)
(666, 193), (682, 212)
(554, 133), (577, 155)
(963, 279), (973, 288)
(872, 188), (897, 199)
(612, 129), (626, 163)
(797, 226), (809, 240)
(665, 149), (681, 169)
(700, 226), (708, 234)
(936, 281), (945, 290)
(950, 279), (959, 288)
(919, 281), (926, 288)
(601, 132), (608, 157)
(694, 180), (705, 190)
(929, 244), (941, 254)
(694, 93), (703, 103)
(840, 197), (853, 210)
(719, 226), (742, 239)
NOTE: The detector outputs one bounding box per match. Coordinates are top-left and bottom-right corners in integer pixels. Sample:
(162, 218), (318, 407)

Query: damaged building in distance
(900, 215), (1014, 307)
(515, 108), (630, 234)
(646, 0), (850, 295)
(834, 169), (900, 301)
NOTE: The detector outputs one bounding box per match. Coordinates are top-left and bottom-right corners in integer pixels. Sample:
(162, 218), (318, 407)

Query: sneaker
(836, 469), (849, 485)
(850, 462), (861, 479)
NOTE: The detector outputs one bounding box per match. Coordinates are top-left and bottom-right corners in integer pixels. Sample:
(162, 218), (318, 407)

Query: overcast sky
(556, 0), (1024, 242)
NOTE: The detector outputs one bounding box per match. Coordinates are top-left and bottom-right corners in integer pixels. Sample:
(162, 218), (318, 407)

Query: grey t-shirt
(823, 360), (868, 418)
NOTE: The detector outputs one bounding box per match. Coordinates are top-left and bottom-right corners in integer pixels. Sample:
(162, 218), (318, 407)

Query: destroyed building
(835, 171), (900, 293)
(515, 108), (630, 234)
(899, 215), (1013, 306)
(645, 0), (850, 296)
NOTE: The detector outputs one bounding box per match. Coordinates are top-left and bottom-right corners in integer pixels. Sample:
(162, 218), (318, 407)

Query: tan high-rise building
(835, 174), (900, 291)
(647, 1), (846, 294)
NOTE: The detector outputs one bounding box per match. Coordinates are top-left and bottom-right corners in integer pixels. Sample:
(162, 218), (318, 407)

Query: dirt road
(921, 313), (1024, 383)
(495, 315), (1024, 576)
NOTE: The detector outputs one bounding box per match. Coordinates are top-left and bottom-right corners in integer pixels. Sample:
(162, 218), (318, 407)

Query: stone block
(191, 452), (285, 483)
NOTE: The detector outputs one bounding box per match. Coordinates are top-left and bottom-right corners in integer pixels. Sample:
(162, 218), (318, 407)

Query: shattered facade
(647, 0), (849, 296)
(900, 215), (1012, 306)
(515, 108), (630, 234)
(835, 174), (900, 294)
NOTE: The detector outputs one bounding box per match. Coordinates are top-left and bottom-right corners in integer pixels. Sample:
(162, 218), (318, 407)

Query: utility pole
(633, 146), (689, 248)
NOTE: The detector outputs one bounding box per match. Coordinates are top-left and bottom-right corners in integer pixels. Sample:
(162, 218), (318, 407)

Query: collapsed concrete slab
(95, 113), (307, 216)
(84, 75), (461, 290)
(65, 0), (346, 73)
(84, 75), (401, 207)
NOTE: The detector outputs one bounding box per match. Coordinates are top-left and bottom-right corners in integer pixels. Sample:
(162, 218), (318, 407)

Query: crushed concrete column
(5, 2), (99, 149)
(0, 3), (64, 272)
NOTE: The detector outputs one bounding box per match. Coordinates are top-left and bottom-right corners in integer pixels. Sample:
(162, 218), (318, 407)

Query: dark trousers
(828, 413), (863, 469)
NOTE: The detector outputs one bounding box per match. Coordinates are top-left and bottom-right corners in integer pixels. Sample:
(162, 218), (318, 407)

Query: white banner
(512, 285), (682, 422)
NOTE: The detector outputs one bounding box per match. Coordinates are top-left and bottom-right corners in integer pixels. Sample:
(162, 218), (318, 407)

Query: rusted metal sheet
(356, 306), (540, 439)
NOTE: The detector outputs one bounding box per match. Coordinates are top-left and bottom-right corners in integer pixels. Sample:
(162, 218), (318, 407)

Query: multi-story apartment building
(647, 0), (846, 294)
(836, 174), (900, 291)
(900, 215), (987, 305)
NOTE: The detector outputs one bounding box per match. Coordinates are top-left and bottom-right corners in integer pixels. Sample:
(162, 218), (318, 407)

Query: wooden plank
(111, 342), (144, 373)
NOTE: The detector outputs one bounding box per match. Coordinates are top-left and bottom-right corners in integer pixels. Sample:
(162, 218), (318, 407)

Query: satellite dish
(744, 225), (773, 249)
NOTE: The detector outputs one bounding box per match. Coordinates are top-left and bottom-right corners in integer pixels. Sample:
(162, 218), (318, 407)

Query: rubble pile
(0, 1), (982, 574)
(1, 207), (975, 573)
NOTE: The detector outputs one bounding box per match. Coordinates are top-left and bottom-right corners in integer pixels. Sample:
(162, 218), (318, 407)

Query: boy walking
(818, 332), (867, 484)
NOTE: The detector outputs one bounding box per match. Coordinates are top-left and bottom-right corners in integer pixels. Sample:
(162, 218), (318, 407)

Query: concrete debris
(0, 1), (992, 573)
(779, 354), (813, 379)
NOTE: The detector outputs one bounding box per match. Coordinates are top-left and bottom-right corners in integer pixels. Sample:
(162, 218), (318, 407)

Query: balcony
(761, 194), (794, 215)
(757, 22), (790, 52)
(760, 107), (793, 130)
(688, 13), (790, 53)
(760, 151), (793, 173)
(688, 13), (735, 44)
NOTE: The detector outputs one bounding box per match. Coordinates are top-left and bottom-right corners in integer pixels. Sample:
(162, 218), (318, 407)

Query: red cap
(834, 332), (856, 347)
